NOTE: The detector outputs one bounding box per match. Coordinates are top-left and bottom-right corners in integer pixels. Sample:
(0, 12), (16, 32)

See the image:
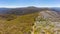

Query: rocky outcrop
(33, 10), (60, 34)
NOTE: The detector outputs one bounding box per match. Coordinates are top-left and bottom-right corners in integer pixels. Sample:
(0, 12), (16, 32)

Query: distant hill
(0, 8), (13, 14)
(0, 7), (60, 21)
(0, 7), (59, 15)
(6, 7), (40, 15)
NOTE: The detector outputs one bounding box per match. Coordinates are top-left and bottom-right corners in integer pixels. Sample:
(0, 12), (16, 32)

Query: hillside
(39, 10), (60, 22)
(0, 12), (38, 34)
(33, 9), (60, 34)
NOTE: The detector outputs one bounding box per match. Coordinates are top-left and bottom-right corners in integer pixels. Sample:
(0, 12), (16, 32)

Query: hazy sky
(0, 0), (60, 8)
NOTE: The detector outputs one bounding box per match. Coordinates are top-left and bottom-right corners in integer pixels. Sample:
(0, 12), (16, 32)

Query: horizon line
(0, 6), (60, 8)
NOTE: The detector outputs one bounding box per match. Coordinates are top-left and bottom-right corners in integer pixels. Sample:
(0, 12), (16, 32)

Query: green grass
(0, 12), (38, 34)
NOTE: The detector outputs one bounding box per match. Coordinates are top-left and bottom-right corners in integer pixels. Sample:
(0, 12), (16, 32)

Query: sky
(0, 0), (60, 8)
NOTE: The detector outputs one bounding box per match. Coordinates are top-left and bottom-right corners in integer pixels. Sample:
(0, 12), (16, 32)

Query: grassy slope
(0, 12), (38, 34)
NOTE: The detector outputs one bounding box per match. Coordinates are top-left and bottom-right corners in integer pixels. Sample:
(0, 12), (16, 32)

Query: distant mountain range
(0, 8), (12, 14)
(0, 7), (60, 21)
(0, 7), (60, 15)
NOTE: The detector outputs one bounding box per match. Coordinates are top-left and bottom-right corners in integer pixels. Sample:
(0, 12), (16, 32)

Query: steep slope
(34, 10), (60, 34)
